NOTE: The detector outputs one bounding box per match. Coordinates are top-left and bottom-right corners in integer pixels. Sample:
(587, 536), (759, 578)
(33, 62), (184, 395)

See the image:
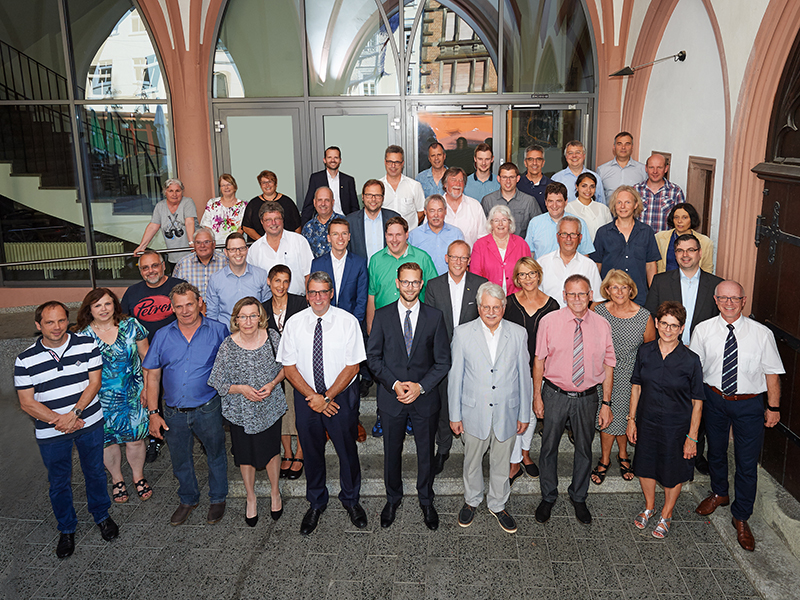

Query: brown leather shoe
(356, 421), (367, 443)
(170, 503), (198, 526)
(732, 517), (755, 551)
(207, 501), (226, 524)
(695, 493), (730, 516)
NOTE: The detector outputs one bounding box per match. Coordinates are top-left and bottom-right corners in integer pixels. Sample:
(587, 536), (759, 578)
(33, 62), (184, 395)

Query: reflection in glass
(0, 0), (68, 100)
(506, 108), (579, 176)
(214, 0), (304, 98)
(323, 114), (388, 193)
(407, 0), (498, 94)
(417, 111), (493, 174)
(306, 0), (398, 96)
(502, 0), (594, 93)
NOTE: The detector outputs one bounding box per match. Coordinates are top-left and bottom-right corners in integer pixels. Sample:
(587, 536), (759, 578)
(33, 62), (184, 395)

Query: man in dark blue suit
(301, 147), (360, 225)
(367, 262), (451, 531)
(345, 179), (400, 264)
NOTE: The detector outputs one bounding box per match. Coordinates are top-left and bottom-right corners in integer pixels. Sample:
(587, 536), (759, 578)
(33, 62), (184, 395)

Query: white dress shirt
(679, 268), (700, 345)
(381, 174), (425, 231)
(326, 171), (343, 215)
(331, 251), (347, 304)
(565, 199), (612, 242)
(444, 194), (486, 247)
(396, 298), (421, 337)
(537, 250), (604, 307)
(247, 231), (314, 296)
(480, 319), (503, 364)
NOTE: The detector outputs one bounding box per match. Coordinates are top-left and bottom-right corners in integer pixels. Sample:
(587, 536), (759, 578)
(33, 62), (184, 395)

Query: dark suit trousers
(380, 404), (438, 505)
(294, 382), (361, 509)
(435, 378), (453, 453)
(703, 385), (764, 521)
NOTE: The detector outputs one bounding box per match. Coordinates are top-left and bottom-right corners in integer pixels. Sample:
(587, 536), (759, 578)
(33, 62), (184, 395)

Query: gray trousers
(539, 383), (598, 504)
(435, 378), (453, 454)
(462, 427), (515, 512)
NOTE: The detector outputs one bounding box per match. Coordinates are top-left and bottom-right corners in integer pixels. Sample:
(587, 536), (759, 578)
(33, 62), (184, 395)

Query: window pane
(407, 0), (498, 94)
(214, 0), (304, 98)
(69, 2), (165, 100)
(306, 0), (399, 96)
(323, 114), (388, 193)
(506, 108), (580, 177)
(0, 0), (69, 100)
(0, 105), (90, 282)
(417, 111), (493, 174)
(502, 0), (594, 93)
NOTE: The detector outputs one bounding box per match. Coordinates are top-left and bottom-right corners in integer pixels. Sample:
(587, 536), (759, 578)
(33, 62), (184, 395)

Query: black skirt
(228, 417), (282, 470)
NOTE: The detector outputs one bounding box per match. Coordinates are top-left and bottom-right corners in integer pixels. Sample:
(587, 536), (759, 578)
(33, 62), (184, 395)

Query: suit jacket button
(489, 403), (493, 407)
(492, 386), (496, 389)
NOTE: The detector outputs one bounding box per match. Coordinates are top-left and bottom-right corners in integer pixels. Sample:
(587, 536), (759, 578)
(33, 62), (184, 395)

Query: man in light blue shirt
(205, 232), (271, 329)
(464, 143), (500, 200)
(596, 132), (647, 193)
(551, 140), (606, 205)
(408, 195), (465, 275)
(525, 182), (594, 258)
(416, 142), (447, 197)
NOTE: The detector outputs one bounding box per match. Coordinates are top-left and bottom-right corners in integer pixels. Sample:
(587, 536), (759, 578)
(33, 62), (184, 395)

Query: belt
(709, 386), (762, 401)
(544, 378), (597, 398)
(167, 397), (216, 413)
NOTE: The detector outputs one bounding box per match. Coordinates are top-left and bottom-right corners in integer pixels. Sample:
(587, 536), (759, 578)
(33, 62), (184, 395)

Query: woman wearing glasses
(469, 205), (530, 294)
(590, 270), (656, 486)
(135, 178), (197, 265)
(627, 301), (704, 538)
(208, 297), (287, 525)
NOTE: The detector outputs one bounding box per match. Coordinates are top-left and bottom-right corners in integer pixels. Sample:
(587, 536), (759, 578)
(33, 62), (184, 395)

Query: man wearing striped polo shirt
(14, 301), (118, 559)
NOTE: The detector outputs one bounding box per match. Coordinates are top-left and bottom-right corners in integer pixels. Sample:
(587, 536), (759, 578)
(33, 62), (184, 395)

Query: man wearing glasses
(381, 145), (426, 231)
(277, 272), (367, 535)
(173, 227), (228, 298)
(537, 216), (603, 308)
(533, 274), (616, 525)
(516, 144), (552, 213)
(205, 232), (271, 330)
(481, 162), (541, 236)
(408, 194), (465, 276)
(345, 179), (400, 266)
(690, 281), (784, 551)
(525, 182), (594, 259)
(367, 262), (450, 530)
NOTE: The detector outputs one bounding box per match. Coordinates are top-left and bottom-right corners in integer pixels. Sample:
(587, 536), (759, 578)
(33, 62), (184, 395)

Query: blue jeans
(163, 395), (228, 505)
(38, 425), (111, 533)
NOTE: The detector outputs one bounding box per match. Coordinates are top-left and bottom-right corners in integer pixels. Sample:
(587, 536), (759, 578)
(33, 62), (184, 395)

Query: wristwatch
(72, 407), (83, 417)
(148, 409), (160, 416)
(766, 405), (780, 412)
(418, 384), (425, 395)
(324, 396), (332, 404)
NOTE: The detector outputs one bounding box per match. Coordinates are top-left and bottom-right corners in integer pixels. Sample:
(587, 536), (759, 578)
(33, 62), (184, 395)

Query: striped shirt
(14, 333), (103, 444)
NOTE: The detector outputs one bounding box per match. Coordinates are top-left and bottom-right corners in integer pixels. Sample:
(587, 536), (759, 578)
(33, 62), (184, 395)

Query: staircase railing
(0, 39), (72, 101)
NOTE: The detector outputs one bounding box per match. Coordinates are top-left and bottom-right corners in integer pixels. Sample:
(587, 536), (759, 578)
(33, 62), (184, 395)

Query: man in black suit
(301, 146), (360, 224)
(367, 262), (451, 531)
(645, 232), (723, 473)
(345, 179), (400, 263)
(423, 240), (488, 475)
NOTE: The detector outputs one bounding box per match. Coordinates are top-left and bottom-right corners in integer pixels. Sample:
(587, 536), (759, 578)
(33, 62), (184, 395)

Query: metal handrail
(0, 244), (232, 269)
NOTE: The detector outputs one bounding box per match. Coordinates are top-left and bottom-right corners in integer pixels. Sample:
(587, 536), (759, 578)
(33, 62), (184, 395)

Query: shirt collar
(331, 251), (347, 264)
(448, 274), (465, 287)
(480, 318), (502, 336)
(472, 172), (494, 182)
(679, 268), (700, 283)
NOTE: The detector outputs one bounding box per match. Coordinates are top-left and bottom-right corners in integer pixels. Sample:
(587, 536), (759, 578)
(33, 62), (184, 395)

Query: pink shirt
(535, 307), (616, 392)
(469, 234), (530, 294)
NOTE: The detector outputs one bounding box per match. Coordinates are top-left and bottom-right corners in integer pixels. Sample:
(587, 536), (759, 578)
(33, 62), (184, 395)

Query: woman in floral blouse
(200, 173), (248, 246)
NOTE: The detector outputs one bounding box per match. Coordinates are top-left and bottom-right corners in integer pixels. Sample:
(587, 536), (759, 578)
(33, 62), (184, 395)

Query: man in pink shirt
(533, 274), (616, 525)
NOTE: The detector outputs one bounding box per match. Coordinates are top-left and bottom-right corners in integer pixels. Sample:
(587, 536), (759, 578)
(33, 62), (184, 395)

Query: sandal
(634, 508), (655, 529)
(112, 481), (129, 504)
(287, 457), (304, 480)
(618, 455), (634, 481)
(653, 515), (671, 539)
(134, 478), (153, 501)
(591, 461), (610, 485)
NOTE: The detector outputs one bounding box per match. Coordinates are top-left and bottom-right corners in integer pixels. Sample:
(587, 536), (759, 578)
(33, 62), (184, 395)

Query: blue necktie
(404, 310), (413, 357)
(313, 317), (326, 394)
(721, 323), (737, 395)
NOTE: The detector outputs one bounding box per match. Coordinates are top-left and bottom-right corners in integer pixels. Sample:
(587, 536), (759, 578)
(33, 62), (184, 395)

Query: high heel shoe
(271, 497), (283, 521)
(245, 514), (259, 527)
(287, 458), (304, 480)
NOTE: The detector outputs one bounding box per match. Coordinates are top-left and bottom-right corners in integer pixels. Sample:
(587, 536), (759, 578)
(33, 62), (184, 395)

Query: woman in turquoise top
(75, 288), (152, 503)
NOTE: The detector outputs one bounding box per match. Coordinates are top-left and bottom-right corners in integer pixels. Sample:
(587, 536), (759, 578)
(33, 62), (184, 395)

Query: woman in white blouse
(200, 173), (248, 246)
(566, 172), (612, 242)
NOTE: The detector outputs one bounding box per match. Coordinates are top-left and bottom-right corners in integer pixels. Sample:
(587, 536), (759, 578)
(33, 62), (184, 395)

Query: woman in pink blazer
(469, 205), (531, 294)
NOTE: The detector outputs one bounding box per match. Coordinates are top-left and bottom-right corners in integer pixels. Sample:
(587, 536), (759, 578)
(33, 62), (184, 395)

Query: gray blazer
(448, 318), (532, 442)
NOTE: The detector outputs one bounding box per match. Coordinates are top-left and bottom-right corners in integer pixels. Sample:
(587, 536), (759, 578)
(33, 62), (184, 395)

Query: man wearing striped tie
(690, 280), (784, 551)
(532, 274), (617, 525)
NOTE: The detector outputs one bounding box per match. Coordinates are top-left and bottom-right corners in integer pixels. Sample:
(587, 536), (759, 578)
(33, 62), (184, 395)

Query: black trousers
(380, 404), (438, 505)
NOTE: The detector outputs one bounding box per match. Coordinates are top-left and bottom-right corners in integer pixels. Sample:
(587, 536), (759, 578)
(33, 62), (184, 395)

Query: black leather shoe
(98, 517), (119, 541)
(458, 503), (476, 527)
(300, 506), (326, 535)
(489, 508), (517, 533)
(535, 500), (554, 523)
(571, 499), (592, 524)
(695, 454), (710, 476)
(344, 503), (368, 529)
(380, 500), (401, 528)
(56, 533), (75, 558)
(421, 504), (439, 531)
(433, 452), (450, 476)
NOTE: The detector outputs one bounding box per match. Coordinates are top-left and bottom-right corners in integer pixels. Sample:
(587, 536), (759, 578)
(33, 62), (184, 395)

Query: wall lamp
(609, 50), (687, 77)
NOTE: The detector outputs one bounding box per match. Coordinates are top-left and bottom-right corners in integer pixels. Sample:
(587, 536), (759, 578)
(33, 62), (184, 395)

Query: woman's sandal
(634, 508), (655, 529)
(591, 461), (610, 485)
(653, 515), (671, 539)
(112, 481), (129, 504)
(134, 478), (153, 501)
(618, 455), (634, 481)
(287, 457), (304, 480)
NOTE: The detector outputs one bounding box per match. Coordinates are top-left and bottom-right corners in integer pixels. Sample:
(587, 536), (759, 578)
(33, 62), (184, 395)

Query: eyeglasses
(517, 272), (538, 280)
(385, 160), (403, 166)
(226, 247), (247, 254)
(491, 218), (509, 224)
(498, 175), (517, 181)
(363, 193), (384, 200)
(195, 240), (214, 246)
(564, 292), (589, 299)
(446, 255), (469, 262)
(674, 247), (699, 254)
(715, 295), (744, 303)
(398, 280), (422, 289)
(307, 289), (332, 298)
(557, 232), (580, 239)
(658, 321), (682, 331)
(236, 314), (260, 321)
(479, 304), (503, 313)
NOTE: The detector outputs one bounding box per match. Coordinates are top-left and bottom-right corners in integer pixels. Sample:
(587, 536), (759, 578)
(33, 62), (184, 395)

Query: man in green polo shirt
(367, 216), (438, 334)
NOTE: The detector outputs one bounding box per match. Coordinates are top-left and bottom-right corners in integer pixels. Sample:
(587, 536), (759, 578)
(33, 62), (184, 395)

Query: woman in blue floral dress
(76, 288), (152, 503)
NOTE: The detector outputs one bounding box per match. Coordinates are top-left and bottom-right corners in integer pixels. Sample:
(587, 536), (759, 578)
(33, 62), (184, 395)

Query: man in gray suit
(423, 240), (488, 475)
(449, 282), (532, 534)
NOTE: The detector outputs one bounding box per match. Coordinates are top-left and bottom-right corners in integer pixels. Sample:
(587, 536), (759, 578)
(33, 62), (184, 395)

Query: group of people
(14, 135), (784, 558)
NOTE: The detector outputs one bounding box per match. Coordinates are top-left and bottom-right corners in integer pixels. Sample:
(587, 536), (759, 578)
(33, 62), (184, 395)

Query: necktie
(721, 323), (737, 395)
(313, 317), (326, 394)
(404, 309), (413, 356)
(572, 318), (584, 388)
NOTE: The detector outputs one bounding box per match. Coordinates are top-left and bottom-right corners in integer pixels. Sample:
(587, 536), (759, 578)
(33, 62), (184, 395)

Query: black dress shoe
(380, 500), (401, 528)
(98, 517), (119, 541)
(535, 500), (554, 523)
(344, 503), (368, 529)
(300, 506), (326, 535)
(421, 504), (439, 531)
(458, 503), (476, 527)
(56, 533), (75, 558)
(695, 454), (710, 476)
(245, 514), (259, 527)
(433, 452), (449, 476)
(571, 499), (592, 524)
